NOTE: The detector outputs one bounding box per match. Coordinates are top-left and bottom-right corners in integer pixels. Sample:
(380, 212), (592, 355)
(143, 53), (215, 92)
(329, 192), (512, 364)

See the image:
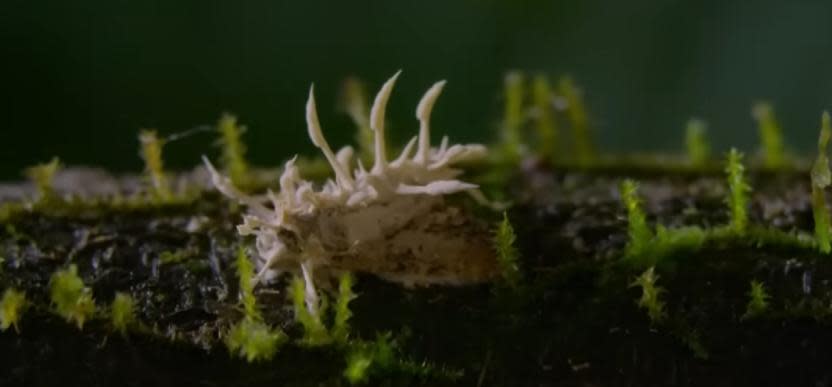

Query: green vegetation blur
(2, 0), (831, 179)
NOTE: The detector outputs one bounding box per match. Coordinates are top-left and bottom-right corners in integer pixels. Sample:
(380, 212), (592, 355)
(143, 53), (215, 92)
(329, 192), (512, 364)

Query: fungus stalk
(812, 112), (832, 253)
(725, 148), (751, 235)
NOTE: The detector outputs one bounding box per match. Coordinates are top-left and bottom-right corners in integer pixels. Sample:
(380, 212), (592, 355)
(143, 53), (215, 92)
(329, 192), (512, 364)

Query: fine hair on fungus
(205, 71), (498, 315)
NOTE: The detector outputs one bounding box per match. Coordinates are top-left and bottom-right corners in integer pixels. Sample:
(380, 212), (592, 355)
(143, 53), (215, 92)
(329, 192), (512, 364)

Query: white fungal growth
(205, 72), (495, 315)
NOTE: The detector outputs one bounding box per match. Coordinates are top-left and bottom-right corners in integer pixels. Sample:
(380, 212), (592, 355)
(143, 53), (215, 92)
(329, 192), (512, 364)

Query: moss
(685, 118), (710, 166)
(493, 212), (522, 288)
(752, 101), (785, 169)
(741, 280), (771, 321)
(225, 318), (287, 362)
(110, 292), (136, 335)
(0, 288), (27, 333)
(332, 272), (356, 344)
(138, 129), (172, 202)
(216, 113), (250, 188)
(344, 333), (396, 384)
(811, 111), (832, 253)
(725, 148), (751, 235)
(558, 76), (594, 165)
(158, 249), (189, 266)
(24, 157), (61, 207)
(531, 74), (557, 161)
(629, 267), (666, 324)
(500, 71), (525, 162)
(290, 277), (330, 346)
(339, 77), (373, 161)
(235, 247), (259, 320)
(49, 264), (95, 329)
(620, 179), (652, 258)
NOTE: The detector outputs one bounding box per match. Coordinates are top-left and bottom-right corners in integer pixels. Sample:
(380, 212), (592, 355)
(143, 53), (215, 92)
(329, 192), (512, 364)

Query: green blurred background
(2, 0), (831, 180)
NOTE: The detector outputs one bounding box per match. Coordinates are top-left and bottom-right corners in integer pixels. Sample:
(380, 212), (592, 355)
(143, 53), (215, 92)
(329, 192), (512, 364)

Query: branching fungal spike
(416, 80), (446, 165)
(370, 70), (402, 174)
(206, 72), (496, 317)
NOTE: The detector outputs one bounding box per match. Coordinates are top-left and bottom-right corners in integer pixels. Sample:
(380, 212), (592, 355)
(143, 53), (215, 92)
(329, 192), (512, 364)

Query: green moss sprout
(49, 264), (95, 329)
(225, 248), (286, 361)
(684, 118), (710, 166)
(629, 267), (666, 324)
(725, 148), (751, 235)
(110, 292), (136, 335)
(741, 280), (771, 320)
(501, 71), (525, 162)
(339, 77), (374, 160)
(139, 129), (172, 202)
(332, 272), (356, 344)
(621, 179), (652, 257)
(532, 74), (557, 161)
(290, 276), (331, 346)
(493, 212), (522, 288)
(344, 332), (396, 384)
(0, 288), (27, 333)
(811, 111), (832, 253)
(558, 76), (594, 165)
(217, 113), (250, 188)
(752, 102), (785, 168)
(24, 157), (61, 206)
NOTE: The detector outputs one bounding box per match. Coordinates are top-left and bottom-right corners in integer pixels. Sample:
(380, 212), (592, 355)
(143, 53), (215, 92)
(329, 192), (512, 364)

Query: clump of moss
(621, 180), (652, 256)
(0, 288), (27, 333)
(558, 76), (594, 165)
(24, 157), (61, 207)
(629, 267), (666, 324)
(49, 264), (96, 329)
(216, 113), (250, 188)
(531, 74), (557, 161)
(725, 148), (751, 235)
(343, 333), (396, 384)
(138, 129), (172, 202)
(752, 102), (785, 168)
(225, 248), (286, 362)
(742, 280), (771, 321)
(493, 212), (522, 288)
(811, 111), (832, 253)
(158, 249), (189, 266)
(685, 118), (710, 166)
(110, 292), (136, 335)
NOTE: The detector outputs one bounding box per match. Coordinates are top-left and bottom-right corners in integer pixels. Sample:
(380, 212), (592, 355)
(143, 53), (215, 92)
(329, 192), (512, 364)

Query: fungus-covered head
(205, 71), (496, 295)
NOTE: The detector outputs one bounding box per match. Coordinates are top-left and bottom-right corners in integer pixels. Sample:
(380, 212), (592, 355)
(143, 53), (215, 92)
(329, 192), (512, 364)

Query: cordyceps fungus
(204, 71), (499, 316)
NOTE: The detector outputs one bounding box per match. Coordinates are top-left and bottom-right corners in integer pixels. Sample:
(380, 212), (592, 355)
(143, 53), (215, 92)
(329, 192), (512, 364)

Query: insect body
(205, 71), (497, 314)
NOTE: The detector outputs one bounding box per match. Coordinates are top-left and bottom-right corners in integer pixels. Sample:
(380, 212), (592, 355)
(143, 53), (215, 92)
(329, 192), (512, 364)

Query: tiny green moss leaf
(24, 157), (61, 206)
(493, 212), (522, 288)
(138, 129), (172, 202)
(532, 74), (557, 160)
(501, 71), (525, 162)
(50, 265), (95, 329)
(338, 77), (374, 161)
(742, 280), (771, 321)
(629, 267), (666, 324)
(725, 148), (751, 235)
(558, 76), (594, 165)
(235, 247), (259, 320)
(0, 288), (27, 333)
(111, 292), (136, 335)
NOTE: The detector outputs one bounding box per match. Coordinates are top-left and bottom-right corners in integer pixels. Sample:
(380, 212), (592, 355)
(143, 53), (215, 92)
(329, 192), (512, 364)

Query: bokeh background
(2, 0), (831, 180)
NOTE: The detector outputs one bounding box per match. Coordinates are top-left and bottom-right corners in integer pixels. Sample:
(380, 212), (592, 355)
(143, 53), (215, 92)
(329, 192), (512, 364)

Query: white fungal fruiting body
(205, 72), (497, 313)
